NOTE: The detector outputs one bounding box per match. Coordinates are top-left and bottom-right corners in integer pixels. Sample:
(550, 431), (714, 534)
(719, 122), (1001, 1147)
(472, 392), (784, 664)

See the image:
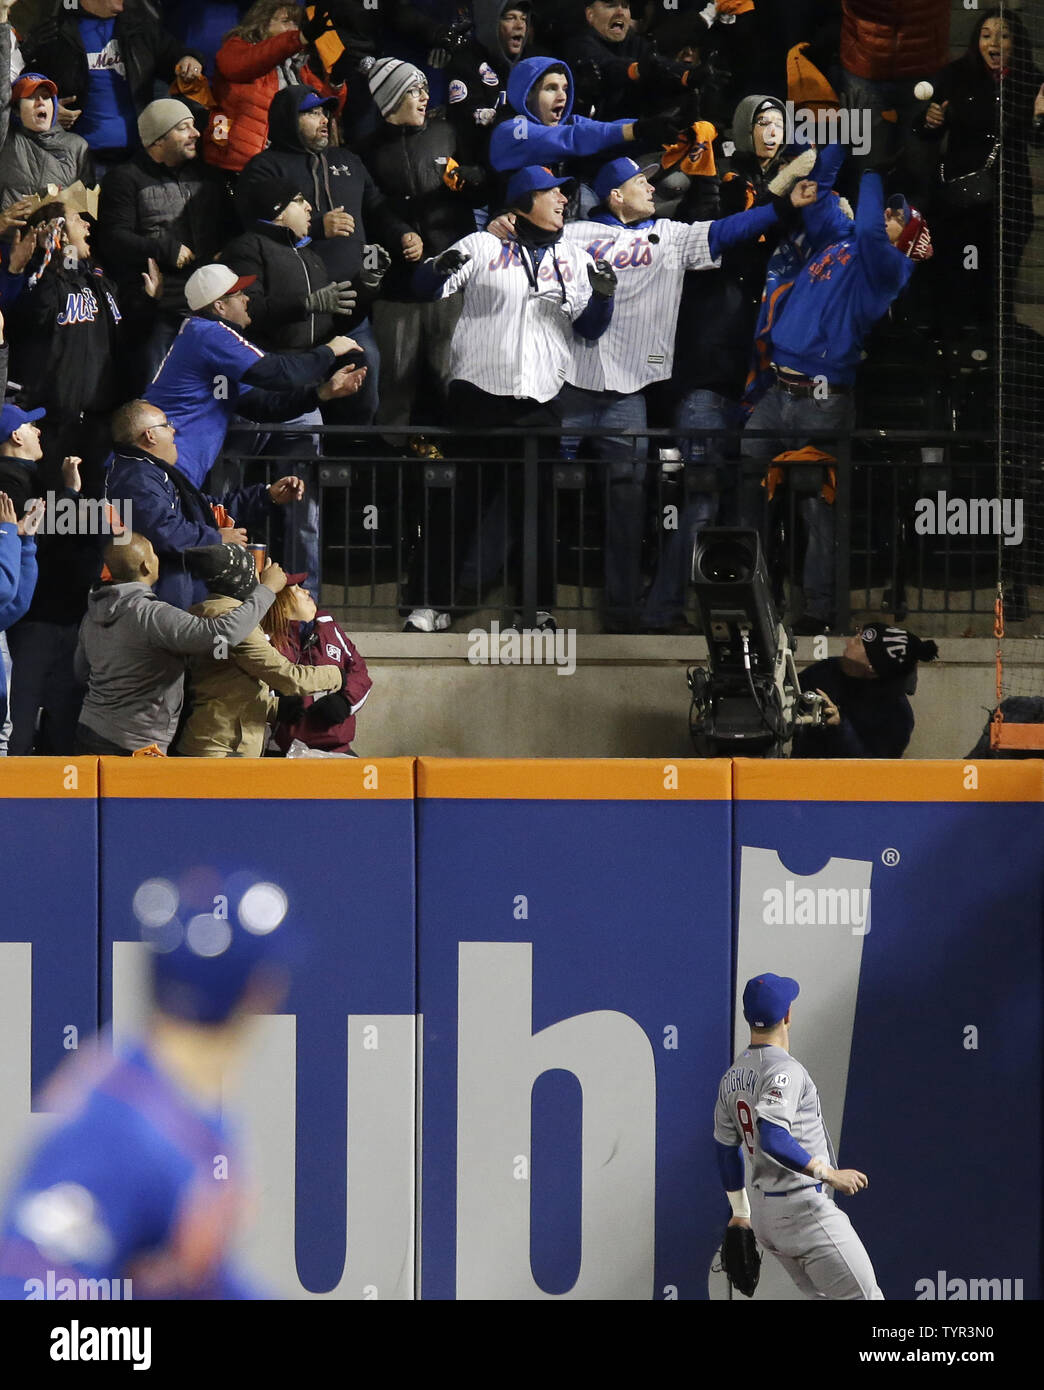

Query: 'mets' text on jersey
(561, 219), (717, 393)
(714, 1044), (832, 1193)
(438, 231), (598, 402)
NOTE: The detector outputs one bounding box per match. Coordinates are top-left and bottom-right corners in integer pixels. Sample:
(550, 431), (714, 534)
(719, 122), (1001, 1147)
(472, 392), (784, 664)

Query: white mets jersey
(561, 218), (719, 393)
(714, 1044), (833, 1194)
(437, 231), (597, 403)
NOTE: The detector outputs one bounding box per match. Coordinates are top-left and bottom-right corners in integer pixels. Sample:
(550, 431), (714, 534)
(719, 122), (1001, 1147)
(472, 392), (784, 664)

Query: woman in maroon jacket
(203, 0), (343, 175)
(261, 576), (372, 754)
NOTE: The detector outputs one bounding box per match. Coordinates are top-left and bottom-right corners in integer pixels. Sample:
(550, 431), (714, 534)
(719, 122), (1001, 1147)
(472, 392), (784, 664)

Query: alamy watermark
(914, 492), (1023, 547)
(467, 620), (576, 676)
(762, 879), (870, 935)
(25, 1271), (132, 1300)
(915, 1270), (1023, 1301)
(23, 494), (132, 542)
(783, 102), (870, 158)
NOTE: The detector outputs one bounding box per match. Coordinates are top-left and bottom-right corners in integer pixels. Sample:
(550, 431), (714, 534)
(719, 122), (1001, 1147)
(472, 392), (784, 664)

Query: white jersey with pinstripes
(437, 231), (597, 403)
(561, 218), (720, 393)
(714, 1044), (832, 1194)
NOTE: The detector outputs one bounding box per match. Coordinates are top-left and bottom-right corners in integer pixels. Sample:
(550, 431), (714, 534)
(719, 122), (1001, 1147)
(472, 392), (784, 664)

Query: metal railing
(215, 424), (1017, 632)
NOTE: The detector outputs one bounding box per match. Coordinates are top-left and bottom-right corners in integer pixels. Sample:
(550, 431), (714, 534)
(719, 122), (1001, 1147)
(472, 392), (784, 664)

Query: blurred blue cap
(135, 875), (293, 1025)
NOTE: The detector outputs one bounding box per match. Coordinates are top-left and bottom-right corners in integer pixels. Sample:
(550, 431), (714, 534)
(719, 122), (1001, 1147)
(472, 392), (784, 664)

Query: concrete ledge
(340, 635), (1043, 761)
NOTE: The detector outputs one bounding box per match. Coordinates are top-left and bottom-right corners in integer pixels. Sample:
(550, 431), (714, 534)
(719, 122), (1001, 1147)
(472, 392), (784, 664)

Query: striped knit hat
(363, 57), (428, 117)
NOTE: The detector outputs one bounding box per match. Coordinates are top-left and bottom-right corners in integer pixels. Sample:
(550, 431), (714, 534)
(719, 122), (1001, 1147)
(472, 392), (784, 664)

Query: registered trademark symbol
(881, 848), (900, 867)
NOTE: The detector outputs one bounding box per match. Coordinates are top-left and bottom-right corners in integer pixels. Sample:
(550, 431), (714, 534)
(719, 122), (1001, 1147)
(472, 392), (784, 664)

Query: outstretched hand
(268, 475), (305, 505)
(318, 365), (368, 401)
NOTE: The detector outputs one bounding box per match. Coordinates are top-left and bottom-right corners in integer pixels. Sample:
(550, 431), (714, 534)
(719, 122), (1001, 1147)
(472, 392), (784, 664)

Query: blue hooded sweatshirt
(488, 56), (634, 173)
(769, 171), (916, 386)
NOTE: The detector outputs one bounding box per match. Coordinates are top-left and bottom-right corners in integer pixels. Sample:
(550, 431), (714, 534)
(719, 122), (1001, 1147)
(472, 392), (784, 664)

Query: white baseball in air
(914, 81), (934, 102)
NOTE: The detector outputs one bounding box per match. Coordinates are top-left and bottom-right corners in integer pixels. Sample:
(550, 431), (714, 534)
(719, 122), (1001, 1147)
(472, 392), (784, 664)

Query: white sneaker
(507, 610), (557, 633)
(403, 608), (451, 632)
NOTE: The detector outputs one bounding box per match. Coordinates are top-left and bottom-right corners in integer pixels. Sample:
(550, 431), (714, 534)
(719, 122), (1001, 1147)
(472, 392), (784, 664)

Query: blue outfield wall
(0, 756), (1040, 1300)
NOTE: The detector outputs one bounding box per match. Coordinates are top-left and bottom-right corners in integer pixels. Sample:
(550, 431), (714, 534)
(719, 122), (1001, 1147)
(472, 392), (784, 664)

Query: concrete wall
(344, 635), (1042, 760)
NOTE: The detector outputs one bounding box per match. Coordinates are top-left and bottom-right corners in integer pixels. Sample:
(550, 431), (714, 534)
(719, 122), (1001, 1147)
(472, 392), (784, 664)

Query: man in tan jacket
(176, 544), (341, 757)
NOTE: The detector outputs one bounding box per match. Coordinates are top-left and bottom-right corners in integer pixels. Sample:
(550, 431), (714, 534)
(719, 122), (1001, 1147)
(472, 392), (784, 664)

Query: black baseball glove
(432, 248), (471, 277)
(587, 259), (617, 298)
(722, 1222), (761, 1298)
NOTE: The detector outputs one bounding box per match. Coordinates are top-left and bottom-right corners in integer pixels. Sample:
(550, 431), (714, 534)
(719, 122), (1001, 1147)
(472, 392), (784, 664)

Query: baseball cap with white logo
(185, 264), (258, 312)
(591, 157), (658, 203)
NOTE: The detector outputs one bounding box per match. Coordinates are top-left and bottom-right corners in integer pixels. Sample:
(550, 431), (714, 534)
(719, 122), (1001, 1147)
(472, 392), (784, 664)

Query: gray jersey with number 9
(714, 1044), (832, 1193)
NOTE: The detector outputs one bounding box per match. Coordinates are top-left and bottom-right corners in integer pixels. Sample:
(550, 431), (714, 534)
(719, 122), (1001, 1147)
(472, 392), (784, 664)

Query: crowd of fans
(0, 0), (1039, 758)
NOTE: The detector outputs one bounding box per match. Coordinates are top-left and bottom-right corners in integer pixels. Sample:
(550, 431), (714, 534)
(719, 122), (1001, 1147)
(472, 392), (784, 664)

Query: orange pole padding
(990, 722), (1044, 751)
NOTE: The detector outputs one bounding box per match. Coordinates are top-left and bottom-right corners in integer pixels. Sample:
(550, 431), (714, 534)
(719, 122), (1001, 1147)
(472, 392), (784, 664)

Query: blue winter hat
(591, 157), (657, 203)
(504, 165), (576, 207)
(742, 973), (800, 1027)
(0, 403), (46, 443)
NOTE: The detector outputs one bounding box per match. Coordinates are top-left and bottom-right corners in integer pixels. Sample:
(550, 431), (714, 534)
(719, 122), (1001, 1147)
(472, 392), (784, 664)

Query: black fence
(214, 423), (1020, 632)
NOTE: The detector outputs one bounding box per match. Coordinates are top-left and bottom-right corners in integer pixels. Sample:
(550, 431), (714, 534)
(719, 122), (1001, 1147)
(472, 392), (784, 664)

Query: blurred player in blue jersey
(0, 878), (290, 1300)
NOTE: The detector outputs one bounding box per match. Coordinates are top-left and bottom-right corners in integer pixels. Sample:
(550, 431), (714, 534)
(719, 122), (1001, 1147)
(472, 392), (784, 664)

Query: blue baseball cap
(742, 973), (800, 1028)
(0, 403), (46, 444)
(504, 165), (576, 208)
(135, 875), (293, 1025)
(298, 90), (337, 113)
(591, 157), (657, 203)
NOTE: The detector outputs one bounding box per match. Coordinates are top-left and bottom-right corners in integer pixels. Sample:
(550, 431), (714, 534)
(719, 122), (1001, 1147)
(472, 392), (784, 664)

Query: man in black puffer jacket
(97, 98), (237, 391)
(356, 58), (480, 439)
(237, 83), (414, 424)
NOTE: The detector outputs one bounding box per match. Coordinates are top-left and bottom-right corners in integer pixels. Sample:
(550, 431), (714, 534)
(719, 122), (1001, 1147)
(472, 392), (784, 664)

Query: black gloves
(432, 248), (471, 277)
(434, 20), (473, 53)
(454, 164), (485, 190)
(305, 280), (358, 315)
(359, 243), (391, 289)
(631, 113), (684, 149)
(276, 694), (305, 724)
(587, 259), (617, 298)
(307, 690), (352, 729)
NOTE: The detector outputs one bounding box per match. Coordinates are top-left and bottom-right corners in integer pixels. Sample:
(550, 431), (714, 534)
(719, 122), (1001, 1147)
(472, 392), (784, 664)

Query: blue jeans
(741, 383), (854, 619)
(556, 385), (647, 629)
(643, 388), (738, 628)
(218, 409), (324, 599)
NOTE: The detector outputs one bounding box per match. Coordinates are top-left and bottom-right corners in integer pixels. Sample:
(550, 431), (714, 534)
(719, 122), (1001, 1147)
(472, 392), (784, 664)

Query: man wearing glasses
(105, 397), (306, 610)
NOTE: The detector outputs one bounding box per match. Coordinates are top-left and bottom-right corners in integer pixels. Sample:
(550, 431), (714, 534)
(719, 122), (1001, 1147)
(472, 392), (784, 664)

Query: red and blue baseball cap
(504, 165), (576, 208)
(742, 973), (800, 1027)
(0, 403), (46, 443)
(591, 157), (657, 203)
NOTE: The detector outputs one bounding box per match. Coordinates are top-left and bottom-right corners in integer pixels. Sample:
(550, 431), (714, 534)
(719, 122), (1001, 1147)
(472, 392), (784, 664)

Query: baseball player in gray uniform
(714, 973), (883, 1300)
